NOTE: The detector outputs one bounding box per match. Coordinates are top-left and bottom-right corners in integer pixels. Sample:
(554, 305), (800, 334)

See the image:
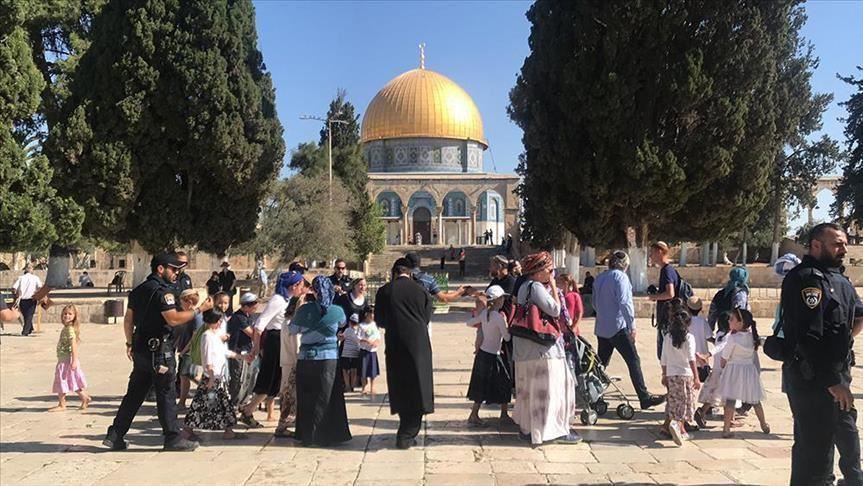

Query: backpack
(674, 268), (694, 305)
(189, 325), (207, 366)
(509, 283), (562, 345)
(763, 307), (792, 362)
(709, 286), (739, 332)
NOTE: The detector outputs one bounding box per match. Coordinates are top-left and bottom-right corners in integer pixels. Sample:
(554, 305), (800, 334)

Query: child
(660, 302), (701, 446)
(185, 309), (246, 440)
(358, 307), (381, 397)
(694, 315), (731, 428)
(465, 285), (513, 427)
(338, 313), (362, 392)
(49, 305), (91, 411)
(686, 297), (712, 383)
(716, 308), (769, 437)
(176, 289), (202, 409)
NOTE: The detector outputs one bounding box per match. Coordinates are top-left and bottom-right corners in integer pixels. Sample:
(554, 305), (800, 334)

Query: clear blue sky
(253, 0), (862, 230)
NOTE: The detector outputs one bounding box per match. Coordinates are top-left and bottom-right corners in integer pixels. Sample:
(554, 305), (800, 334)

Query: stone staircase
(367, 245), (505, 281)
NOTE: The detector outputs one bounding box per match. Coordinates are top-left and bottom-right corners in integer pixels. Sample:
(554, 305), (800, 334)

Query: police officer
(103, 252), (213, 451)
(781, 223), (863, 485)
(173, 250), (193, 293)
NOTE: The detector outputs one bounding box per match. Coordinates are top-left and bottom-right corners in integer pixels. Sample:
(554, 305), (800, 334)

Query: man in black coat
(375, 257), (434, 450)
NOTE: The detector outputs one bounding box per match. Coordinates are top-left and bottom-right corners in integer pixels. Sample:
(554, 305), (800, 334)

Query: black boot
(102, 425), (128, 450)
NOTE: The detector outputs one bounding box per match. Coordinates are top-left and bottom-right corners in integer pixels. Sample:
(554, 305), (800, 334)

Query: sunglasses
(336, 267), (346, 270)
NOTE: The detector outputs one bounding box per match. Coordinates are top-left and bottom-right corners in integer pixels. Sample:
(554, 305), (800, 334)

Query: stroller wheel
(580, 409), (598, 426)
(617, 403), (635, 420)
(594, 399), (608, 416)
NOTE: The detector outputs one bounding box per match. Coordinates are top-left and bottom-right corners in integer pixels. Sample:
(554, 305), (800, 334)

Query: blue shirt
(592, 269), (636, 339)
(412, 269), (440, 295)
(289, 303), (345, 360)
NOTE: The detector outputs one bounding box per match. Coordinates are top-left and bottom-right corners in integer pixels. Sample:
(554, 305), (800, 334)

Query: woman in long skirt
(512, 252), (581, 445)
(239, 270), (305, 427)
(289, 276), (351, 446)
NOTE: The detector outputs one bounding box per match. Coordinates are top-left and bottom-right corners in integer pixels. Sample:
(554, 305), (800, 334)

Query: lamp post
(300, 114), (348, 205)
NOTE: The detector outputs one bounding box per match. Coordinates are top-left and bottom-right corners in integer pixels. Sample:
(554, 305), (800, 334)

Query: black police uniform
(108, 274), (183, 446)
(174, 272), (193, 293)
(781, 255), (863, 486)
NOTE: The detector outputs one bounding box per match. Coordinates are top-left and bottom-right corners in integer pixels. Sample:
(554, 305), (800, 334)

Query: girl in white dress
(716, 308), (769, 437)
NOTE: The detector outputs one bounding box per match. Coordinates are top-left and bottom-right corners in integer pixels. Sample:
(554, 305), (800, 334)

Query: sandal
(238, 412), (263, 428)
(79, 395), (91, 410)
(499, 415), (516, 426)
(722, 430), (735, 438)
(761, 423), (771, 434)
(273, 429), (295, 439)
(467, 417), (487, 427)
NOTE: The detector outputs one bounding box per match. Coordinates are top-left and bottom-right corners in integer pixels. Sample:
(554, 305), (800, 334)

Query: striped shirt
(340, 326), (361, 358)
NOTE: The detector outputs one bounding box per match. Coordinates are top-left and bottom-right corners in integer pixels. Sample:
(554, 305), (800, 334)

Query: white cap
(240, 292), (258, 305)
(349, 313), (360, 323)
(485, 285), (508, 300)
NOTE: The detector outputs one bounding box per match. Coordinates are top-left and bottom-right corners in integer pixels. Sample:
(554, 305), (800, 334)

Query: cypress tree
(48, 0), (284, 254)
(509, 0), (816, 247)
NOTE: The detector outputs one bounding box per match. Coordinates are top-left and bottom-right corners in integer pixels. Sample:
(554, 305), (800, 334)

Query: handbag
(509, 283), (562, 345)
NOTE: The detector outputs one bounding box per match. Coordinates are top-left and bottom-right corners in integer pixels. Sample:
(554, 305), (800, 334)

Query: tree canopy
(0, 0), (85, 252)
(48, 0), (284, 254)
(241, 174), (353, 263)
(288, 90), (385, 261)
(834, 68), (863, 227)
(509, 0), (824, 248)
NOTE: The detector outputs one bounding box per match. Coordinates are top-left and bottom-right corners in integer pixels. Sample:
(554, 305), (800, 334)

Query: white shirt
(467, 309), (510, 355)
(722, 331), (757, 365)
(256, 294), (288, 332)
(660, 332), (696, 377)
(13, 273), (42, 299)
(358, 321), (381, 352)
(689, 315), (711, 356)
(201, 329), (229, 380)
(280, 319), (300, 366)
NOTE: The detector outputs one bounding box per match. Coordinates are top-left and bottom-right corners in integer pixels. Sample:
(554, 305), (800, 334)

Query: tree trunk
(626, 226), (648, 293)
(45, 244), (71, 288)
(131, 241), (151, 287)
(771, 193), (783, 265)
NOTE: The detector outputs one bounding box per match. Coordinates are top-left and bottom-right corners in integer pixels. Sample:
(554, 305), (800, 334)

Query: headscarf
(312, 275), (335, 316)
(521, 251), (553, 276)
(724, 266), (750, 295)
(275, 270), (303, 300)
(774, 253), (801, 278)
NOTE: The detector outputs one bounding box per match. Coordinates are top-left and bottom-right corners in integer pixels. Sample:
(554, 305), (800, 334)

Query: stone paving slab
(2, 313), (861, 485)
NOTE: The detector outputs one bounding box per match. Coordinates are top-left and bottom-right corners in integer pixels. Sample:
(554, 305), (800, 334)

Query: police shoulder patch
(163, 292), (176, 306)
(801, 287), (821, 310)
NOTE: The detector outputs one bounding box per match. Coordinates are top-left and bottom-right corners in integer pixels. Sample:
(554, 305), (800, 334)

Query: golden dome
(361, 68), (487, 147)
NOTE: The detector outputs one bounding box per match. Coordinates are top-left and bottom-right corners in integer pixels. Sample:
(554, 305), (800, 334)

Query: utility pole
(300, 114), (348, 205)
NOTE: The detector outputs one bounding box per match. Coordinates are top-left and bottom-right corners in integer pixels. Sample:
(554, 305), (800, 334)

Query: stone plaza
(2, 311), (860, 486)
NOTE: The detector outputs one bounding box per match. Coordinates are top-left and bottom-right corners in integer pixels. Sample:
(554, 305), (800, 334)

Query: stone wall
(0, 269), (256, 289)
(579, 264), (863, 288)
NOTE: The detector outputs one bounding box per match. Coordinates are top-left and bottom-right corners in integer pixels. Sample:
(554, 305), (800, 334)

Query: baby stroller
(568, 335), (636, 425)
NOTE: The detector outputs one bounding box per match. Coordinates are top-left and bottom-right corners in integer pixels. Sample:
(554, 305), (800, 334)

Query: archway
(413, 207), (432, 245)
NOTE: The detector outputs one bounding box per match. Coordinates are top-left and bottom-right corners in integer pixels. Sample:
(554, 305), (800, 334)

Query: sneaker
(668, 421), (684, 446)
(163, 438), (199, 451)
(640, 394), (666, 410)
(102, 426), (128, 451)
(552, 431), (583, 444)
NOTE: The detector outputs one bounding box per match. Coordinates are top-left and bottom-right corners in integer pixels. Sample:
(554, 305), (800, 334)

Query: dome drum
(365, 138), (484, 173)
